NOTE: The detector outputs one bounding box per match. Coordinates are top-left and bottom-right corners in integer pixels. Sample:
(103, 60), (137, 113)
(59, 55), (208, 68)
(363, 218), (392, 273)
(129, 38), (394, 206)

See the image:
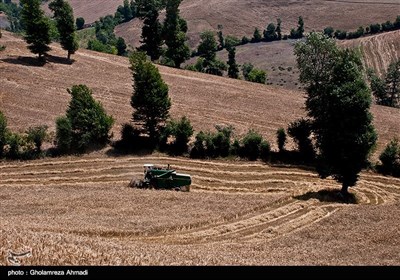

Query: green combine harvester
(128, 164), (192, 192)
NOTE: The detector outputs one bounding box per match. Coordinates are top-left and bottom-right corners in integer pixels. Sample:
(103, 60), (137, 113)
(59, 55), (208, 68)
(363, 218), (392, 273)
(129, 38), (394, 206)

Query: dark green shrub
(26, 125), (48, 153)
(378, 139), (400, 177)
(288, 118), (315, 161)
(55, 116), (72, 153)
(56, 85), (114, 153)
(276, 128), (287, 152)
(241, 129), (263, 161)
(163, 116), (194, 155)
(190, 131), (207, 158)
(230, 138), (241, 156)
(260, 140), (271, 162)
(247, 68), (266, 84)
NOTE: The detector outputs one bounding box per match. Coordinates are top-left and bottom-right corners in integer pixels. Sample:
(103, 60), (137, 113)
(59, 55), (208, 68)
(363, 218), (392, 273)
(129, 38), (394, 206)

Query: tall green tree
(368, 60), (400, 108)
(49, 0), (78, 60)
(297, 16), (305, 38)
(56, 85), (114, 152)
(264, 23), (276, 41)
(385, 60), (400, 107)
(217, 24), (224, 49)
(295, 33), (377, 195)
(252, 27), (262, 42)
(20, 0), (51, 59)
(227, 47), (239, 79)
(138, 0), (163, 61)
(163, 0), (190, 68)
(197, 30), (226, 75)
(197, 30), (217, 64)
(130, 52), (171, 141)
(276, 18), (282, 40)
(76, 17), (85, 30)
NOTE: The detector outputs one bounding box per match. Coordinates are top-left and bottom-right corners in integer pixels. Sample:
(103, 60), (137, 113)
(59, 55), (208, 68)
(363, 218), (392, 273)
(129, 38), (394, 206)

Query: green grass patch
(76, 27), (96, 49)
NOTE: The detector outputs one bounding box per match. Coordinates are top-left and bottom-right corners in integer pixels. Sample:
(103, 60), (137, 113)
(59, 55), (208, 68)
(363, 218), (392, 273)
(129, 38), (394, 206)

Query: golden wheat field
(1, 153), (400, 265)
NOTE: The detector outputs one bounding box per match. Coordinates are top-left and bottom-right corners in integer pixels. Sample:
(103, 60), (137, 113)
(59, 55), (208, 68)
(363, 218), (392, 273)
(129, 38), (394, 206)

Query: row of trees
(368, 60), (400, 108)
(323, 15), (400, 40)
(0, 111), (49, 160)
(87, 15), (127, 56)
(137, 0), (190, 68)
(186, 31), (267, 82)
(19, 0), (77, 60)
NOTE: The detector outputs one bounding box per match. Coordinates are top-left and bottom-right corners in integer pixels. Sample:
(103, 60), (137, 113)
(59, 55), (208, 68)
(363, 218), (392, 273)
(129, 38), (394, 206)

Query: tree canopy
(49, 0), (78, 60)
(295, 33), (377, 195)
(130, 51), (171, 141)
(20, 0), (51, 59)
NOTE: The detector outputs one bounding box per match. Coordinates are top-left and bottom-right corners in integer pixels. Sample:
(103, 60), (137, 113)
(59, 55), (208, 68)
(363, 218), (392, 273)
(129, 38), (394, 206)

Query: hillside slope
(0, 31), (399, 154)
(340, 30), (400, 77)
(206, 30), (400, 90)
(42, 0), (122, 24)
(115, 0), (400, 48)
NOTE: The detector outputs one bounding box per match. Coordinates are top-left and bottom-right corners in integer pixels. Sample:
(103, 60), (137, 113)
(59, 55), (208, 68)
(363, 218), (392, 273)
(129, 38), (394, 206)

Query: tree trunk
(341, 183), (349, 196)
(68, 51), (71, 61)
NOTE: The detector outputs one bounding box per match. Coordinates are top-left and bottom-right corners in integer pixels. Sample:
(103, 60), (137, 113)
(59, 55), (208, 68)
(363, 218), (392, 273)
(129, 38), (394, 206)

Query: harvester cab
(128, 164), (191, 192)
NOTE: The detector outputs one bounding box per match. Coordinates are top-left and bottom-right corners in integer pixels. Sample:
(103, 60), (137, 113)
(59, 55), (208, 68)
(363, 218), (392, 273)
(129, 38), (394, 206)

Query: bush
(247, 68), (267, 84)
(323, 27), (334, 38)
(260, 140), (271, 162)
(56, 85), (114, 153)
(276, 127), (287, 152)
(288, 118), (315, 161)
(334, 30), (347, 40)
(378, 139), (400, 177)
(55, 116), (72, 153)
(369, 23), (381, 34)
(26, 125), (48, 153)
(225, 35), (241, 50)
(241, 129), (263, 161)
(162, 116), (194, 155)
(190, 131), (207, 158)
(211, 125), (233, 157)
(242, 63), (254, 81)
(5, 132), (24, 160)
(241, 36), (250, 45)
(76, 17), (85, 30)
(190, 125), (233, 158)
(230, 138), (241, 156)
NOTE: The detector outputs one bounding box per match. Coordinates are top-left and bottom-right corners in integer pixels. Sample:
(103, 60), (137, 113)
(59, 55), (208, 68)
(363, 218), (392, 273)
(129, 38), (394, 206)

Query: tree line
(323, 15), (400, 40)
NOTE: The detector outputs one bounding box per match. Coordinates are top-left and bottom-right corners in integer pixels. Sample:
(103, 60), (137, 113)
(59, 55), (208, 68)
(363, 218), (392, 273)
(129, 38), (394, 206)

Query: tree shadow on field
(294, 189), (358, 204)
(1, 56), (46, 67)
(46, 54), (75, 65)
(1, 54), (74, 66)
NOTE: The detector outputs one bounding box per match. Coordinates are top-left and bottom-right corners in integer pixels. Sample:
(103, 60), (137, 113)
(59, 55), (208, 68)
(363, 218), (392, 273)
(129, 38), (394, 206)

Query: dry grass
(1, 31), (399, 156)
(41, 0), (122, 24)
(1, 153), (400, 265)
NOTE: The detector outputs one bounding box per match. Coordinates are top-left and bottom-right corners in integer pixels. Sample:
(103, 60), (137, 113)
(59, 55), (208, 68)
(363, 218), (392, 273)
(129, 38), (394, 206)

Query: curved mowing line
(191, 183), (290, 194)
(0, 163), (316, 179)
(147, 200), (314, 244)
(0, 156), (275, 170)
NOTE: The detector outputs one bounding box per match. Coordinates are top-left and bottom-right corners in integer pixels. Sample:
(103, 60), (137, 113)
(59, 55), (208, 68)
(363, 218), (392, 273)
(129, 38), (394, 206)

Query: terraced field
(1, 154), (400, 265)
